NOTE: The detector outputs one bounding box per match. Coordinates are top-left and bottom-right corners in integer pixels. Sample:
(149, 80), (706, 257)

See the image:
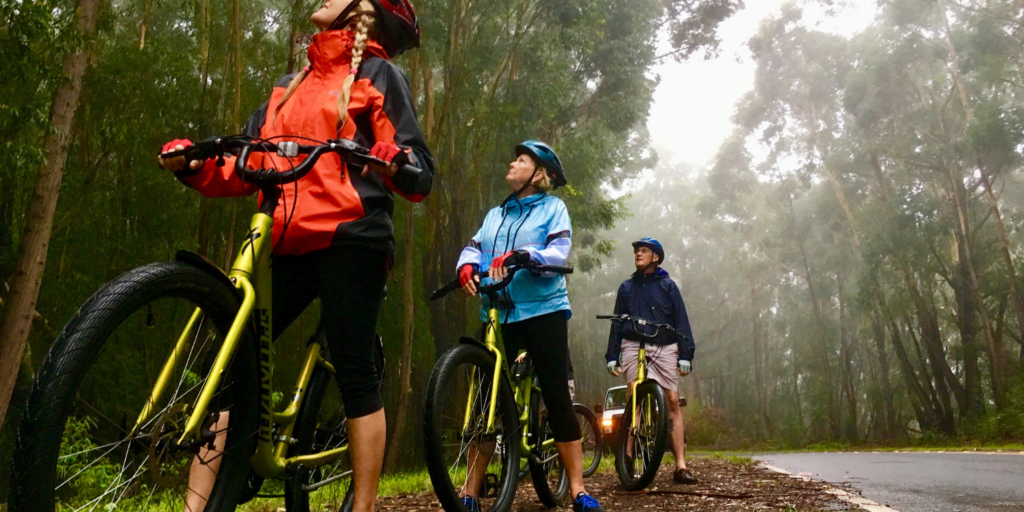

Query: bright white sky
(646, 0), (879, 168)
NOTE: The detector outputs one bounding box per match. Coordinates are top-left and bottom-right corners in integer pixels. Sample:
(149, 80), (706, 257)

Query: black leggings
(272, 245), (388, 419)
(500, 311), (581, 443)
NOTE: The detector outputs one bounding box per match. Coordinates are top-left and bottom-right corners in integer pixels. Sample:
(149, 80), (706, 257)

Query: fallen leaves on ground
(377, 457), (854, 511)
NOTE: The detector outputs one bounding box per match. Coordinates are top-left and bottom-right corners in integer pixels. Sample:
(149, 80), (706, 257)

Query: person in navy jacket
(605, 237), (698, 485)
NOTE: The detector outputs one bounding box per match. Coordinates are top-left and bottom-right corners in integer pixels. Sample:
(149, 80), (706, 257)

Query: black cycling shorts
(500, 311), (581, 443)
(271, 245), (388, 419)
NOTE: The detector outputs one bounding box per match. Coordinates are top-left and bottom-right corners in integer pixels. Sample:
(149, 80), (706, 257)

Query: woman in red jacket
(158, 0), (432, 510)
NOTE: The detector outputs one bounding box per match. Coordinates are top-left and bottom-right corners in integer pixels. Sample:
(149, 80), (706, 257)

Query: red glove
(161, 138), (192, 155)
(489, 250), (529, 271)
(369, 142), (401, 163)
(370, 141), (414, 167)
(459, 264), (476, 288)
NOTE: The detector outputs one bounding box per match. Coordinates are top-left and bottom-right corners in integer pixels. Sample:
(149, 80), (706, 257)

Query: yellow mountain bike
(10, 135), (420, 511)
(423, 262), (573, 512)
(596, 313), (681, 491)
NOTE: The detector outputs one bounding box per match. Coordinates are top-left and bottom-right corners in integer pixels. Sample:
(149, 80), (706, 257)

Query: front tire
(10, 262), (260, 511)
(614, 381), (668, 491)
(423, 344), (520, 512)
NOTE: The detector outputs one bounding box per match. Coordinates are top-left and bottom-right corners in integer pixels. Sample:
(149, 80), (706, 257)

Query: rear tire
(574, 404), (603, 477)
(10, 262), (259, 511)
(614, 381), (668, 491)
(528, 409), (569, 508)
(423, 344), (520, 512)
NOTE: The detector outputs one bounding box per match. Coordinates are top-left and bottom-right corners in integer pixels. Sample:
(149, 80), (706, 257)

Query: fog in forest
(2, 1), (1024, 499)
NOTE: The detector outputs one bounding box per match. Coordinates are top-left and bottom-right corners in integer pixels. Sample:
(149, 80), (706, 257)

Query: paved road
(755, 452), (1024, 512)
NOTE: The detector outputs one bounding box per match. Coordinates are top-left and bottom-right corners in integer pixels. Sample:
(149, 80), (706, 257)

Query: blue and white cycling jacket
(456, 193), (572, 324)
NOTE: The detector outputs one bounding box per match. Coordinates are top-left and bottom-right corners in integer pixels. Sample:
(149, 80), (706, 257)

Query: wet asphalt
(755, 451), (1024, 512)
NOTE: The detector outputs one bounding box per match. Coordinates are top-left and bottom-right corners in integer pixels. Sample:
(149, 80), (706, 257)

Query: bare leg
(462, 439), (496, 499)
(184, 411), (229, 512)
(555, 439), (586, 498)
(664, 389), (686, 471)
(347, 408), (387, 512)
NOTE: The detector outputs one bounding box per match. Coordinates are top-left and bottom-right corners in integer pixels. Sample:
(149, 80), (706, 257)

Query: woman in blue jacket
(455, 141), (604, 512)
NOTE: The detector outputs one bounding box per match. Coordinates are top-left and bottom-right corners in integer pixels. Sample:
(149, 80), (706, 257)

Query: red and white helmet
(370, 0), (421, 57)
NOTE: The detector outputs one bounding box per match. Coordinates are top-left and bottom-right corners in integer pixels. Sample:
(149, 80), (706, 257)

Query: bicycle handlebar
(159, 135), (422, 187)
(595, 313), (688, 341)
(430, 262), (573, 301)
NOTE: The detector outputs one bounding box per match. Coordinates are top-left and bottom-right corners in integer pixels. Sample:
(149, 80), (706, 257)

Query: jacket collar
(503, 192), (547, 211)
(633, 267), (669, 281)
(307, 29), (390, 70)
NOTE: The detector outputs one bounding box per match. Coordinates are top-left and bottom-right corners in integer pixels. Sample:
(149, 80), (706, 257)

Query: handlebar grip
(396, 163), (422, 180)
(595, 315), (618, 319)
(537, 265), (573, 274)
(430, 279), (462, 301)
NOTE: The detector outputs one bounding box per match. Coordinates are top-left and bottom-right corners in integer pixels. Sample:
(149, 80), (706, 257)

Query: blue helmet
(631, 237), (665, 263)
(515, 140), (566, 188)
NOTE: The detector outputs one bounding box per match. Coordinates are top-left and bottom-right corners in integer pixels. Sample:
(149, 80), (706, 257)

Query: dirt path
(377, 457), (853, 511)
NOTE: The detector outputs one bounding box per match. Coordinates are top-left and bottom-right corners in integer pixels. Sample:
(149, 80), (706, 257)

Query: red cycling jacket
(175, 29), (433, 256)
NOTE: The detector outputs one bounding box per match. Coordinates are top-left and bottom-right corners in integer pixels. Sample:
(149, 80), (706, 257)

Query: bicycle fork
(462, 314), (507, 436)
(629, 345), (648, 431)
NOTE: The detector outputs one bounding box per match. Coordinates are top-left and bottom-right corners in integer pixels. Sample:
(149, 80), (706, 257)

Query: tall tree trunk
(748, 272), (771, 438)
(0, 0), (103, 429)
(384, 204), (417, 473)
(285, 0), (305, 74)
(871, 310), (898, 440)
(939, 0), (1005, 406)
(837, 269), (858, 442)
(231, 0), (243, 133)
(384, 55), (421, 474)
(951, 230), (983, 418)
(977, 164), (1024, 363)
(794, 230), (838, 438)
(887, 318), (936, 432)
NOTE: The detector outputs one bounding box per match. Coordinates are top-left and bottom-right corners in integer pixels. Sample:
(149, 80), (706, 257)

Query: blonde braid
(337, 6), (375, 133)
(272, 68), (309, 126)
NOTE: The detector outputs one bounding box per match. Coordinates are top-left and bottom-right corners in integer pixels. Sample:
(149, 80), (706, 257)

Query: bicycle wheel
(10, 262), (260, 511)
(527, 409), (569, 507)
(423, 344), (520, 512)
(285, 350), (355, 512)
(574, 404), (603, 477)
(614, 381), (668, 491)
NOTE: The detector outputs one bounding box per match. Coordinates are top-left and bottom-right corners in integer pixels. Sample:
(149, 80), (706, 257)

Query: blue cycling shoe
(461, 495), (481, 512)
(573, 492), (605, 512)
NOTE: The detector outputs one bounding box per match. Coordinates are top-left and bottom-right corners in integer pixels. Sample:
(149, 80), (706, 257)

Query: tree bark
(384, 204), (417, 474)
(939, 0), (1005, 405)
(0, 0), (103, 429)
(384, 55), (421, 474)
(871, 310), (898, 440)
(285, 0), (305, 74)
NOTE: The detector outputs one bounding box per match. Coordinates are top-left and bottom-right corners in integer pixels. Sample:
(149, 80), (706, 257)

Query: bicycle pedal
(483, 473), (499, 498)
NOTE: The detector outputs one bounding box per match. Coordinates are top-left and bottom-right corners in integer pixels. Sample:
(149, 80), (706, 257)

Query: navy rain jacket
(605, 268), (696, 363)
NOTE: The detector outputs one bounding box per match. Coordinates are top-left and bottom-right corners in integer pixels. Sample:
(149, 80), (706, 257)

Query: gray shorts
(621, 340), (678, 392)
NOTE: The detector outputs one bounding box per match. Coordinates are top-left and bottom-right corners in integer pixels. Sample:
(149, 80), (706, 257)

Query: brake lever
(326, 138), (388, 171)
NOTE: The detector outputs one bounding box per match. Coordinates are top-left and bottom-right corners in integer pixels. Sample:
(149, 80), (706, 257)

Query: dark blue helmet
(631, 237), (664, 263)
(515, 140), (566, 188)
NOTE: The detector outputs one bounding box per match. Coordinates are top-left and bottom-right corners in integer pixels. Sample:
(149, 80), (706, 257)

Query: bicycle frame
(130, 211), (343, 480)
(461, 305), (555, 455)
(627, 339), (649, 431)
